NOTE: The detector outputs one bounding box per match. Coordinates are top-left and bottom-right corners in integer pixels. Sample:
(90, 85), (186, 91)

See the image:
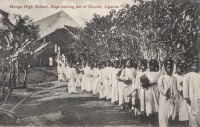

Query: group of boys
(57, 56), (200, 127)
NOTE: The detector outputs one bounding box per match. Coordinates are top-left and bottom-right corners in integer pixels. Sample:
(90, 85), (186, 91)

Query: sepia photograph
(0, 0), (200, 126)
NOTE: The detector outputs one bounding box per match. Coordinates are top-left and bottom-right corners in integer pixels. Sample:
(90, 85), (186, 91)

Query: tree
(0, 13), (40, 100)
(80, 0), (200, 72)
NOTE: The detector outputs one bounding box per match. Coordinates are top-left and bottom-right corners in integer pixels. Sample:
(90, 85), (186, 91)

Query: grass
(0, 67), (58, 87)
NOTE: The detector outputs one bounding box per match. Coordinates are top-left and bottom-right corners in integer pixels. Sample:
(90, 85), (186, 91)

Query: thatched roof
(34, 10), (81, 40)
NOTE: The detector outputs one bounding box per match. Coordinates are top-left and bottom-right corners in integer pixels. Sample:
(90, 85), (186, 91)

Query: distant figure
(68, 62), (77, 94)
(49, 57), (53, 67)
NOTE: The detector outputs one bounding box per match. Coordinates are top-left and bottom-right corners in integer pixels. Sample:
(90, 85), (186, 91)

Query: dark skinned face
(126, 61), (131, 68)
(176, 67), (182, 75)
(106, 62), (110, 67)
(191, 64), (198, 72)
(114, 62), (118, 68)
(165, 65), (173, 75)
(141, 65), (147, 72)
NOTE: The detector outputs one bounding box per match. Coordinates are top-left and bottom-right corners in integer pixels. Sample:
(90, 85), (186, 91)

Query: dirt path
(0, 81), (144, 126)
(0, 81), (186, 126)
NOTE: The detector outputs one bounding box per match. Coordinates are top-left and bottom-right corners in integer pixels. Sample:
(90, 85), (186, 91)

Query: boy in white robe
(93, 63), (101, 95)
(57, 61), (62, 81)
(80, 63), (87, 91)
(68, 62), (77, 94)
(131, 59), (148, 116)
(64, 63), (70, 82)
(99, 62), (106, 99)
(85, 62), (90, 92)
(121, 59), (136, 110)
(183, 59), (200, 127)
(110, 60), (120, 104)
(88, 63), (95, 94)
(140, 59), (161, 124)
(173, 61), (189, 124)
(117, 59), (127, 108)
(157, 59), (178, 127)
(104, 61), (112, 100)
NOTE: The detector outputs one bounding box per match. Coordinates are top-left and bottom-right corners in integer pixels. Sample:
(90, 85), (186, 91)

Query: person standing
(131, 59), (148, 116)
(157, 59), (178, 127)
(117, 59), (126, 107)
(93, 63), (101, 96)
(85, 62), (90, 92)
(68, 62), (77, 94)
(104, 61), (112, 100)
(99, 62), (106, 99)
(110, 60), (120, 104)
(140, 59), (161, 124)
(173, 61), (189, 125)
(121, 59), (136, 110)
(183, 58), (200, 127)
(88, 63), (95, 94)
(80, 62), (86, 91)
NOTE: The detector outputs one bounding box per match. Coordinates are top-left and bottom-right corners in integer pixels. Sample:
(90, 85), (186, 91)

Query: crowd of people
(56, 55), (200, 127)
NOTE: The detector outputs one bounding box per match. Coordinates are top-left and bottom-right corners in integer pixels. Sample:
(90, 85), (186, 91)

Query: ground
(0, 67), (188, 127)
(0, 81), (145, 126)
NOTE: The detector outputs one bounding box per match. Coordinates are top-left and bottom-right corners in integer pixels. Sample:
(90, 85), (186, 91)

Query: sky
(0, 0), (134, 26)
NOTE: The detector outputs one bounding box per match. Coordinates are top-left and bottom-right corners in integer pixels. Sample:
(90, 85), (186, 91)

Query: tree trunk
(9, 57), (12, 89)
(0, 59), (6, 97)
(12, 62), (16, 89)
(16, 60), (20, 87)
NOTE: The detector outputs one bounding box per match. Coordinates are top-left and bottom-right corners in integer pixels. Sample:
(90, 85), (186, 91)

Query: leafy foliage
(79, 0), (200, 70)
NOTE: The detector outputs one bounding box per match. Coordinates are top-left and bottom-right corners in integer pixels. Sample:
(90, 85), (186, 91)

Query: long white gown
(84, 66), (90, 92)
(118, 69), (129, 105)
(57, 61), (64, 81)
(173, 74), (189, 121)
(76, 73), (82, 87)
(104, 67), (112, 99)
(99, 68), (106, 99)
(64, 66), (70, 81)
(110, 67), (120, 103)
(68, 67), (77, 93)
(81, 67), (87, 91)
(121, 68), (136, 104)
(93, 68), (100, 95)
(183, 72), (200, 127)
(157, 75), (178, 127)
(140, 71), (160, 116)
(88, 68), (95, 92)
(131, 70), (146, 115)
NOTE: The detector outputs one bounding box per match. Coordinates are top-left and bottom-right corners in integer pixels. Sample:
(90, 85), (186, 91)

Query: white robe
(93, 68), (101, 95)
(158, 75), (178, 127)
(104, 67), (112, 99)
(57, 61), (64, 81)
(183, 72), (200, 126)
(140, 71), (160, 116)
(64, 66), (70, 81)
(173, 74), (189, 121)
(118, 69), (129, 105)
(81, 67), (86, 91)
(132, 71), (145, 106)
(99, 68), (106, 99)
(110, 68), (120, 103)
(88, 68), (95, 92)
(76, 73), (82, 87)
(84, 66), (90, 92)
(121, 68), (136, 103)
(68, 67), (77, 93)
